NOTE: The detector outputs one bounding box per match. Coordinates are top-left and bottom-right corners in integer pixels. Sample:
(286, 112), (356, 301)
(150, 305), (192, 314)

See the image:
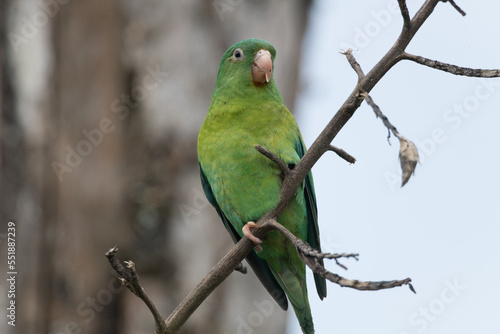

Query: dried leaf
(399, 137), (419, 186)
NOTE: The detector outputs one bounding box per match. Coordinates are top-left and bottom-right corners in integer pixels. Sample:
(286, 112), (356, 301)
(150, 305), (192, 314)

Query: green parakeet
(197, 39), (326, 334)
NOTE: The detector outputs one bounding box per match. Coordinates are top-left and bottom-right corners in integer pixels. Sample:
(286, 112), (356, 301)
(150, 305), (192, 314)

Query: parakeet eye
(232, 48), (245, 61)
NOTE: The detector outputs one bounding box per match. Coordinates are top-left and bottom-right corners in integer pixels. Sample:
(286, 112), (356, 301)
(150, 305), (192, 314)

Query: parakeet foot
(242, 221), (263, 252)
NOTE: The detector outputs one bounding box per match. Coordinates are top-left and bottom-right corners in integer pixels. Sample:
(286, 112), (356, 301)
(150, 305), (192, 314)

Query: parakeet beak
(251, 49), (272, 84)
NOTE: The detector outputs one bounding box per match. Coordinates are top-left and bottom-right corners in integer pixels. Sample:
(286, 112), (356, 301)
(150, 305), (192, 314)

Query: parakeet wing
(199, 164), (288, 310)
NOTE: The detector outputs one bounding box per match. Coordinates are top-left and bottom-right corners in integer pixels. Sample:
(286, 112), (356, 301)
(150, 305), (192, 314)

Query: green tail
(271, 266), (315, 334)
(291, 296), (314, 334)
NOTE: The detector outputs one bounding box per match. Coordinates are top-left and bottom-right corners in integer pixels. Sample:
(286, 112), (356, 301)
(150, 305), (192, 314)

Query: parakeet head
(213, 39), (281, 100)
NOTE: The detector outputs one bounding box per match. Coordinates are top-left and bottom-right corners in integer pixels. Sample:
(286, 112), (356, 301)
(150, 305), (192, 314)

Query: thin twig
(342, 52), (400, 143)
(268, 218), (415, 291)
(397, 0), (411, 29)
(442, 0), (466, 16)
(299, 252), (415, 292)
(360, 92), (420, 186)
(328, 145), (356, 164)
(255, 144), (291, 176)
(341, 49), (365, 80)
(267, 218), (358, 269)
(342, 52), (401, 145)
(361, 92), (401, 144)
(402, 52), (500, 77)
(106, 247), (168, 334)
(234, 262), (247, 274)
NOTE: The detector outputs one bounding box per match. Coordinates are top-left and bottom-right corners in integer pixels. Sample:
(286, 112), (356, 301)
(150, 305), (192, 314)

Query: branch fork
(106, 246), (167, 334)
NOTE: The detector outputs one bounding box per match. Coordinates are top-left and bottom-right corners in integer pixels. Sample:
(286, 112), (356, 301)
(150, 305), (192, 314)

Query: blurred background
(1, 1), (499, 334)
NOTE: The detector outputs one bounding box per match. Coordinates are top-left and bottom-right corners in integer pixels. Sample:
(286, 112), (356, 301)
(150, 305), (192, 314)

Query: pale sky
(290, 0), (500, 333)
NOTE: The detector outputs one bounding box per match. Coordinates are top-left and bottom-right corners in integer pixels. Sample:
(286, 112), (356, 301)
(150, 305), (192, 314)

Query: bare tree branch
(343, 48), (421, 187)
(343, 52), (420, 187)
(397, 0), (411, 29)
(328, 145), (356, 164)
(265, 218), (358, 267)
(299, 252), (415, 292)
(254, 144), (291, 176)
(442, 0), (466, 16)
(402, 52), (500, 77)
(342, 49), (365, 79)
(105, 247), (167, 334)
(361, 92), (400, 143)
(341, 51), (399, 144)
(234, 262), (248, 274)
(263, 200), (411, 290)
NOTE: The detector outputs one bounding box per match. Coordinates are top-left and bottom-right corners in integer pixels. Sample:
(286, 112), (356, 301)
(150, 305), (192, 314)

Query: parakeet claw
(242, 221), (263, 252)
